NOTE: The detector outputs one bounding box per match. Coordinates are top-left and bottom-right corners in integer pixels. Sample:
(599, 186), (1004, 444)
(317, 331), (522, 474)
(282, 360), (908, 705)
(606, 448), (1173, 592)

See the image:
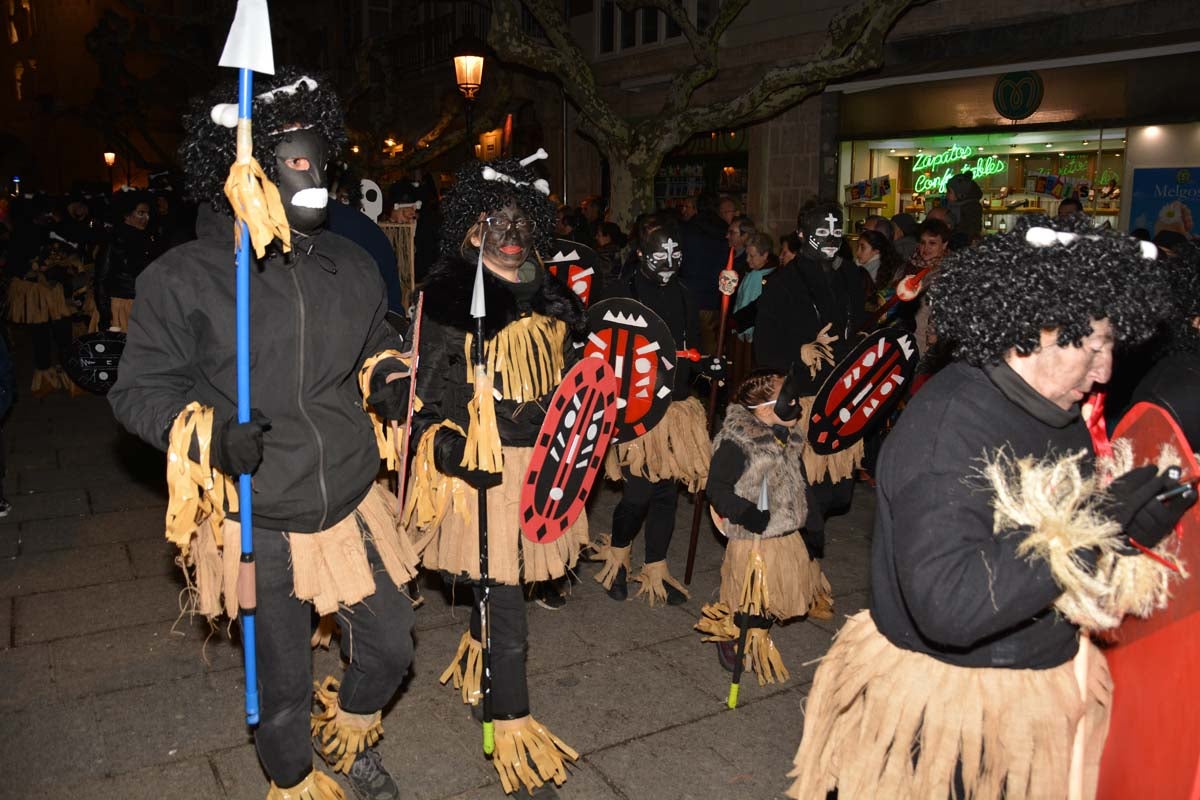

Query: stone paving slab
(14, 506), (164, 553)
(0, 640), (54, 713)
(0, 541), (134, 597)
(126, 536), (181, 578)
(15, 573), (184, 644)
(0, 696), (108, 790)
(0, 486), (90, 525)
(88, 478), (169, 514)
(0, 597), (10, 649)
(62, 756), (224, 800)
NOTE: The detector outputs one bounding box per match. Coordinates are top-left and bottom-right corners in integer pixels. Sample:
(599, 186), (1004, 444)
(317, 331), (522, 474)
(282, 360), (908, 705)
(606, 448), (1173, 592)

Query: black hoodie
(109, 207), (402, 532)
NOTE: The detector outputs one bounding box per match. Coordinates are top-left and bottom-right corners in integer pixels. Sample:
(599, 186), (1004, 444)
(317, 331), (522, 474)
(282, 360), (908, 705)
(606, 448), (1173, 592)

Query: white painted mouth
(291, 188), (328, 209)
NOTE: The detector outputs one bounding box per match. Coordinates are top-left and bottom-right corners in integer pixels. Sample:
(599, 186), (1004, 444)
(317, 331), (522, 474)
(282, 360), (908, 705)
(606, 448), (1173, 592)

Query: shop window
(619, 7), (635, 49)
(597, 1), (699, 58)
(640, 8), (658, 45)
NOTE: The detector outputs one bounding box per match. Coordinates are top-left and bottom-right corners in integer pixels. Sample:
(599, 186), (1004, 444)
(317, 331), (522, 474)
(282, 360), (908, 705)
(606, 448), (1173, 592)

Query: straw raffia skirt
(798, 396), (864, 485)
(88, 295), (133, 332)
(605, 396), (710, 492)
(719, 534), (829, 620)
(414, 445), (589, 586)
(787, 611), (1112, 800)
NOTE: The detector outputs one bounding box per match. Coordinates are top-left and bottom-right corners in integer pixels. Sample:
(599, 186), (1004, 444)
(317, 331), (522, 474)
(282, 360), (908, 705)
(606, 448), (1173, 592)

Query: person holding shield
(403, 153), (586, 797)
(110, 69), (418, 800)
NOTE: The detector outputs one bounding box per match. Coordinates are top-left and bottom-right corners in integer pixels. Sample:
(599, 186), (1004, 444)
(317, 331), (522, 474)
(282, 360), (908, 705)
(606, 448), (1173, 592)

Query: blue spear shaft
(235, 66), (260, 727)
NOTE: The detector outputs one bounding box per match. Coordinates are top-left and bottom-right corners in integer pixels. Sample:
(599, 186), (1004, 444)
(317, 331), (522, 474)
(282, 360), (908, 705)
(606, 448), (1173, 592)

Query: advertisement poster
(1129, 167), (1200, 238)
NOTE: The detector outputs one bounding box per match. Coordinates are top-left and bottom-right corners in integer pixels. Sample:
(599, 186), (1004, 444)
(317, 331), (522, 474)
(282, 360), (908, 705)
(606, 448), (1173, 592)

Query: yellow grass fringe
(7, 276), (73, 324)
(587, 535), (631, 591)
(719, 535), (829, 620)
(492, 715), (579, 796)
(402, 422), (469, 538)
(357, 348), (411, 469)
(266, 769), (346, 800)
(224, 147), (292, 259)
(438, 631), (483, 706)
(311, 615), (338, 650)
(632, 559), (690, 607)
(695, 603), (791, 686)
(605, 397), (710, 491)
(463, 368), (503, 473)
(787, 611), (1111, 800)
(796, 396), (864, 484)
(983, 447), (1185, 631)
(166, 403), (237, 554)
(463, 314), (566, 402)
(311, 676), (383, 774)
(30, 367), (68, 395)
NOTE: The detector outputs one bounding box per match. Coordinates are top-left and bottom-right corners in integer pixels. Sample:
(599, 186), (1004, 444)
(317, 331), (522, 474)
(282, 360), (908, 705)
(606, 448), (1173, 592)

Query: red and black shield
(543, 238), (599, 307)
(584, 298), (677, 443)
(520, 358), (618, 544)
(807, 327), (918, 455)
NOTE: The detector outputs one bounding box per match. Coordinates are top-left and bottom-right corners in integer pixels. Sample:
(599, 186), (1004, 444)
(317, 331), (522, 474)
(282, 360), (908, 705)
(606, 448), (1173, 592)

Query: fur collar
(421, 254), (587, 340)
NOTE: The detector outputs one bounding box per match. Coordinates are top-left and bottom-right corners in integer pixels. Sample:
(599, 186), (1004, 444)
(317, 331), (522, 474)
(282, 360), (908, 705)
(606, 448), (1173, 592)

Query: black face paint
(774, 363), (804, 422)
(480, 200), (534, 273)
(639, 226), (683, 286)
(799, 203), (844, 263)
(273, 129), (329, 233)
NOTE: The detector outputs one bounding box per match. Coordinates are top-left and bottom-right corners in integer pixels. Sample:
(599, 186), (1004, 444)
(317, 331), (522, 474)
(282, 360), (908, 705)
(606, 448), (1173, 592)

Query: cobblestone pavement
(0, 387), (875, 800)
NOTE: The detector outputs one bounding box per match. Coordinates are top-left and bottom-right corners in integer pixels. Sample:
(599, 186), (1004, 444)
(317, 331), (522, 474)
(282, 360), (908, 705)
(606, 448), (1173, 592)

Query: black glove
(433, 428), (504, 490)
(738, 507), (770, 534)
(698, 355), (730, 381)
(1107, 465), (1196, 551)
(212, 410), (271, 476)
(366, 371), (410, 423)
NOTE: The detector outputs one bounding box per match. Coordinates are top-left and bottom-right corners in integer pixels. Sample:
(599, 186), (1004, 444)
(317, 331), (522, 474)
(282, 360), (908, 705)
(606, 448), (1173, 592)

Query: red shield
(543, 238), (599, 307)
(1098, 402), (1200, 800)
(520, 358), (618, 544)
(807, 328), (918, 455)
(584, 298), (677, 442)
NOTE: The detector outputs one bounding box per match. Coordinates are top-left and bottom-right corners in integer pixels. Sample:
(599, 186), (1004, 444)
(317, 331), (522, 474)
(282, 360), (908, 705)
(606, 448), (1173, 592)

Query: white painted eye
(832, 228), (844, 236)
(816, 227), (830, 236)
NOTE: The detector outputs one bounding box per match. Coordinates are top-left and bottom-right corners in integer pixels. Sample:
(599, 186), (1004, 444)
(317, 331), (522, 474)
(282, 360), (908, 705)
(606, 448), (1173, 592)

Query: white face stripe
(663, 237), (679, 258)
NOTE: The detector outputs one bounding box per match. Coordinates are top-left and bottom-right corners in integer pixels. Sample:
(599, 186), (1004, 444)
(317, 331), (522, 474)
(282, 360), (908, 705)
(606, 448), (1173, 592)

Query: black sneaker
(346, 747), (401, 800)
(0, 499), (10, 519)
(534, 583), (567, 611)
(665, 583), (689, 606)
(605, 566), (627, 602)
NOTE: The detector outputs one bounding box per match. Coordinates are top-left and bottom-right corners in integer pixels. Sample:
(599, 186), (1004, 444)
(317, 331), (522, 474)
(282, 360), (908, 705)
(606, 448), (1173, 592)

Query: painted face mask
(639, 226), (683, 286)
(479, 200), (535, 272)
(273, 128), (329, 233)
(800, 204), (844, 262)
(773, 363), (805, 422)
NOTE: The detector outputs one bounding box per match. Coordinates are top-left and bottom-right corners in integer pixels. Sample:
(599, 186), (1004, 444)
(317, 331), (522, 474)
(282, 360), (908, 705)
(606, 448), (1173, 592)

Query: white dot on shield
(565, 410), (577, 426)
(635, 357), (650, 373)
(550, 487), (564, 500)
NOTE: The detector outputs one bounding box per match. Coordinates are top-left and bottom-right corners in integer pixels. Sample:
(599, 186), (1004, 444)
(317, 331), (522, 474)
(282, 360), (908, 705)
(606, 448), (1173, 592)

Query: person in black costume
(94, 191), (152, 332)
(754, 201), (866, 588)
(789, 216), (1194, 800)
(590, 219), (726, 607)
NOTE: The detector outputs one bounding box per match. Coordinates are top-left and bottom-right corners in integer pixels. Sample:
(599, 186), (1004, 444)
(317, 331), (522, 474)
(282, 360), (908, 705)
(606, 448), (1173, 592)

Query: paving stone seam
(579, 754), (635, 800)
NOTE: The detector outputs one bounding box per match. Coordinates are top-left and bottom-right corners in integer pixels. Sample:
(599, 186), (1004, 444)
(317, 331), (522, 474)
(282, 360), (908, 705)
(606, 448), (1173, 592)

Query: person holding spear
(590, 218), (728, 605)
(109, 57), (419, 799)
(403, 153), (586, 797)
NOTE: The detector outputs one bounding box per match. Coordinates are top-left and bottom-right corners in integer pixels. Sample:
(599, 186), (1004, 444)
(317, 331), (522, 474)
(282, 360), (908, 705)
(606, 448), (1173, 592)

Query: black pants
(810, 477), (854, 522)
(610, 467), (678, 563)
(468, 583), (529, 718)
(30, 319), (73, 371)
(252, 525), (415, 788)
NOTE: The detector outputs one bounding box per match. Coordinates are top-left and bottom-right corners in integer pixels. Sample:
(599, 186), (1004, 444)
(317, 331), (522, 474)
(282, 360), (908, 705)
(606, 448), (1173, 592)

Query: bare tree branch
(379, 81), (513, 179)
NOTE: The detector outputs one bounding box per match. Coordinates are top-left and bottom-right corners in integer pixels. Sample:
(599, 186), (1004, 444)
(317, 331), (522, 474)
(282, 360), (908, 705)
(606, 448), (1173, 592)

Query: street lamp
(103, 151), (116, 189)
(453, 29), (486, 158)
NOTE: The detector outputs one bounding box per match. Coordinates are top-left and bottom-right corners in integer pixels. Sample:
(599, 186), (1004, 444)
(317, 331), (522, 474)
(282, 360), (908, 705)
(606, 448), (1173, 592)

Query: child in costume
(404, 152), (586, 798)
(788, 216), (1194, 800)
(110, 68), (418, 800)
(696, 368), (830, 685)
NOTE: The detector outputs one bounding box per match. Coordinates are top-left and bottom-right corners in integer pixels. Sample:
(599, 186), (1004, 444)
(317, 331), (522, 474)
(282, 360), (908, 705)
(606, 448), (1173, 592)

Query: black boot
(606, 566), (627, 601)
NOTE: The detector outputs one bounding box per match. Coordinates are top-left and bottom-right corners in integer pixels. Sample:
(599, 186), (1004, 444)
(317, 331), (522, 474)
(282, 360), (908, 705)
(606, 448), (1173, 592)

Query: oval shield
(520, 358), (618, 544)
(64, 331), (126, 395)
(807, 327), (918, 455)
(584, 298), (677, 443)
(543, 238), (600, 307)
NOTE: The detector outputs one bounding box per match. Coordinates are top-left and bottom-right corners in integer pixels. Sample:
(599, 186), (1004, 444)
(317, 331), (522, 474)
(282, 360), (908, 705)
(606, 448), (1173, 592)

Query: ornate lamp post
(453, 30), (486, 159)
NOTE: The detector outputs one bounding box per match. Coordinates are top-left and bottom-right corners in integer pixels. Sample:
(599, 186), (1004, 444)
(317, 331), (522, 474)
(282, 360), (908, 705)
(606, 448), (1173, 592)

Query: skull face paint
(273, 128), (329, 233)
(639, 226), (683, 285)
(479, 199), (535, 273)
(800, 203), (844, 262)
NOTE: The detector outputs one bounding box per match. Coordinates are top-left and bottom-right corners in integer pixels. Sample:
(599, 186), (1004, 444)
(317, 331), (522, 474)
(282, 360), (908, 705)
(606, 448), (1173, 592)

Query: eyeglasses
(483, 216), (534, 234)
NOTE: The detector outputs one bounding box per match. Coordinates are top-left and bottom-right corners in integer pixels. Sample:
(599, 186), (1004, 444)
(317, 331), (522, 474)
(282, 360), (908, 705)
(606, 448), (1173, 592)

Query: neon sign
(911, 146), (1007, 194)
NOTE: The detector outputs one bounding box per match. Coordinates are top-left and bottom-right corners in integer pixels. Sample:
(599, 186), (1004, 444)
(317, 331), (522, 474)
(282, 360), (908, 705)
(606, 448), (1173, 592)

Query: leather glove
(738, 507), (770, 534)
(212, 410), (271, 475)
(366, 370), (410, 423)
(433, 428), (503, 490)
(1107, 465), (1197, 551)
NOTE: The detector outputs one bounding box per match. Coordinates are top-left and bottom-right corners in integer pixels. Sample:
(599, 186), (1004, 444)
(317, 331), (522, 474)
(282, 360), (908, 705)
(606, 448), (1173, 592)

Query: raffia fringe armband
(357, 348), (413, 469)
(223, 149), (291, 259)
(492, 716), (579, 796)
(983, 446), (1186, 631)
(438, 631), (483, 706)
(266, 769), (345, 800)
(403, 422), (470, 536)
(166, 402), (238, 559)
(311, 676), (383, 774)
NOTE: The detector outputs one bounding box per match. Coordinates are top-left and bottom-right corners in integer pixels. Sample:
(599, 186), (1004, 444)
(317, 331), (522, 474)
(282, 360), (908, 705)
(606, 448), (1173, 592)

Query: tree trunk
(606, 145), (663, 231)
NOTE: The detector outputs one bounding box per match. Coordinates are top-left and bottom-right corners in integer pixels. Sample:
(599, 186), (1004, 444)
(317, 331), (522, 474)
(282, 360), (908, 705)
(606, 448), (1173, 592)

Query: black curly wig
(1156, 243), (1200, 356)
(179, 66), (347, 212)
(928, 214), (1170, 366)
(438, 156), (556, 259)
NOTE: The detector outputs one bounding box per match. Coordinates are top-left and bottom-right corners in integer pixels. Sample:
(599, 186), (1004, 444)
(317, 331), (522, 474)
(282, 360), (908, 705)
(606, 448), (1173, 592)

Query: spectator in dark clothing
(890, 212), (918, 262)
(681, 197), (730, 354)
(326, 199), (404, 320)
(593, 221), (625, 280)
(946, 171), (983, 245)
(94, 192), (152, 331)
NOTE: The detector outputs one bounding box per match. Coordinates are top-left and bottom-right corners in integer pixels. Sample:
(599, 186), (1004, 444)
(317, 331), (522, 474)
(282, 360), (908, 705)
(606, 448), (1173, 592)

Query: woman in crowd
(730, 232), (777, 387)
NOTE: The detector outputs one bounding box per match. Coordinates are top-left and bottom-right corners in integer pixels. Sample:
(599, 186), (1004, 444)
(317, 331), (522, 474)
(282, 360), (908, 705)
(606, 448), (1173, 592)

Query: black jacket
(754, 254), (867, 393)
(94, 223), (152, 327)
(870, 361), (1093, 669)
(411, 255), (587, 450)
(680, 211), (728, 313)
(109, 207), (402, 532)
(600, 271), (702, 399)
